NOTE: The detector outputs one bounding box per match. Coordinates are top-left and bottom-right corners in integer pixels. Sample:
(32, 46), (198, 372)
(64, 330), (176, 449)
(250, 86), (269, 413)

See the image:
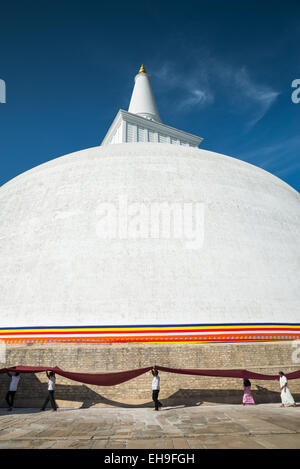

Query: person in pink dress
(242, 379), (256, 405)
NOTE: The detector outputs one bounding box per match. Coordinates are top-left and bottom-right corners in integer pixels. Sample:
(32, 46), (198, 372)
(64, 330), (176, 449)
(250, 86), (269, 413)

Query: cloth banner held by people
(1, 365), (300, 386)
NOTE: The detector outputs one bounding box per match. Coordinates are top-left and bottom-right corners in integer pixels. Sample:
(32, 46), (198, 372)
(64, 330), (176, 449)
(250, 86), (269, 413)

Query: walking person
(41, 371), (58, 411)
(242, 379), (255, 405)
(5, 372), (20, 411)
(279, 371), (296, 408)
(151, 367), (162, 411)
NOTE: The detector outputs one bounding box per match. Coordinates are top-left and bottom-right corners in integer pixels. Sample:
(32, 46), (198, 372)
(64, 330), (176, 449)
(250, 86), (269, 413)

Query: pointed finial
(139, 64), (146, 74)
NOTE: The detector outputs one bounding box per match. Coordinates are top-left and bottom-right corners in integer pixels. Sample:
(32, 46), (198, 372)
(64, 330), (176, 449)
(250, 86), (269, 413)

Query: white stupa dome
(0, 66), (299, 343)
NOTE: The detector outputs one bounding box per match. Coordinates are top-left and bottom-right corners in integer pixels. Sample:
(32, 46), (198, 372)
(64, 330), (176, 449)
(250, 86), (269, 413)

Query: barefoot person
(279, 371), (296, 408)
(5, 372), (20, 411)
(151, 367), (162, 411)
(41, 371), (57, 411)
(242, 379), (255, 405)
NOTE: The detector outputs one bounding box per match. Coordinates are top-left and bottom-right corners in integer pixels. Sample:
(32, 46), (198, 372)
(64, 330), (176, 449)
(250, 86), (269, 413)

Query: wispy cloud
(152, 58), (279, 128)
(152, 62), (214, 111)
(233, 68), (280, 127)
(239, 135), (300, 177)
(178, 88), (214, 109)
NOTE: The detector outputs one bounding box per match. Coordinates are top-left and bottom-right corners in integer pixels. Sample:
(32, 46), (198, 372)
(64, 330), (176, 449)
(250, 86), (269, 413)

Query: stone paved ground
(0, 404), (299, 449)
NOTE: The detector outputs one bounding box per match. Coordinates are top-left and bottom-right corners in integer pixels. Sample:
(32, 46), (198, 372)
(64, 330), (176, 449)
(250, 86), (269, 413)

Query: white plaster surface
(128, 72), (161, 123)
(0, 143), (299, 328)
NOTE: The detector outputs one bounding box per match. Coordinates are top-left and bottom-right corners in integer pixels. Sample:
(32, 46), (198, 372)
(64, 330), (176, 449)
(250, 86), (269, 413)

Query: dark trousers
(42, 391), (57, 410)
(152, 390), (162, 410)
(5, 391), (16, 408)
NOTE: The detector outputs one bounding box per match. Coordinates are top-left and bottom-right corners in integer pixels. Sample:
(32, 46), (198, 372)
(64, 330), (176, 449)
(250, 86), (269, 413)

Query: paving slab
(250, 434), (300, 449)
(225, 413), (297, 434)
(199, 435), (265, 449)
(126, 438), (174, 449)
(186, 438), (206, 449)
(172, 438), (190, 449)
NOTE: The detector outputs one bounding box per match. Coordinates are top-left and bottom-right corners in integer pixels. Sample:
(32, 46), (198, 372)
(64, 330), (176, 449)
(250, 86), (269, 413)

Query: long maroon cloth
(0, 366), (152, 386)
(1, 365), (300, 386)
(156, 366), (300, 381)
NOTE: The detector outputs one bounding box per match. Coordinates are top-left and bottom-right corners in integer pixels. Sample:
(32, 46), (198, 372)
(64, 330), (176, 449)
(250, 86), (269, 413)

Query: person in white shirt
(279, 371), (296, 408)
(41, 371), (57, 411)
(5, 372), (20, 411)
(151, 367), (162, 411)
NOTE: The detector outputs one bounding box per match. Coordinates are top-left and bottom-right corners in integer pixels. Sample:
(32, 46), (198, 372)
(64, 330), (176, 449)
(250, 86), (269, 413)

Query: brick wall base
(0, 341), (299, 408)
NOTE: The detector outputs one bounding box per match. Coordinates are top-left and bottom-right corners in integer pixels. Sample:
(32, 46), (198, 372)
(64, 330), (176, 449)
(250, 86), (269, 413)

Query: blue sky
(0, 0), (299, 191)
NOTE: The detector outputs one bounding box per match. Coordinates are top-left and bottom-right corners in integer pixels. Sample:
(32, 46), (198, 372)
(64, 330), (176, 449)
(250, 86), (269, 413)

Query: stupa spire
(128, 64), (162, 123)
(102, 64), (203, 147)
